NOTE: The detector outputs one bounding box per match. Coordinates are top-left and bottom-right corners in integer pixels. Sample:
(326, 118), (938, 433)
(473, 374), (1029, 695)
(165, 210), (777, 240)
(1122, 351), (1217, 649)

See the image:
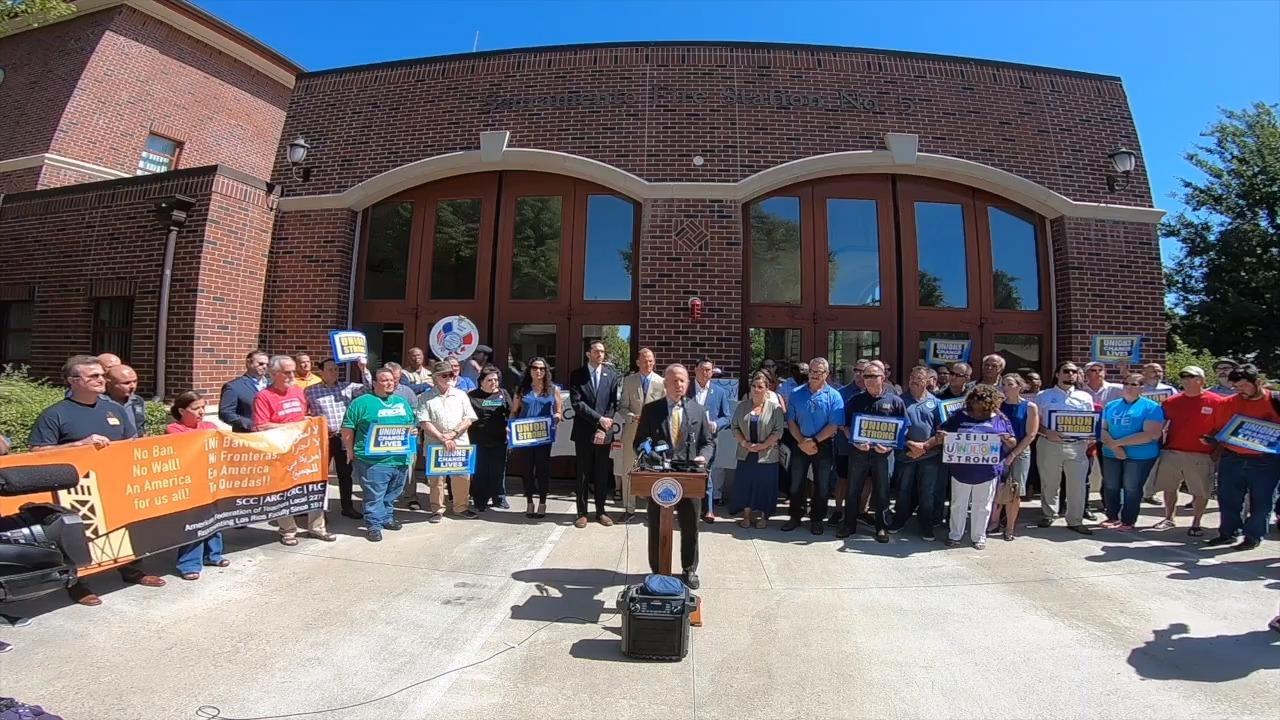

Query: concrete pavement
(1, 493), (1276, 720)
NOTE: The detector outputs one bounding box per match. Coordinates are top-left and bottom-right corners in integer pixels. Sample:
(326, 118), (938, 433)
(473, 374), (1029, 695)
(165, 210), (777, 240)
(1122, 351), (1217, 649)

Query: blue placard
(424, 444), (477, 475)
(364, 423), (416, 456)
(1049, 410), (1100, 438)
(937, 397), (967, 423)
(1091, 335), (1142, 364)
(329, 330), (368, 363)
(1215, 414), (1280, 455)
(925, 338), (971, 366)
(850, 414), (907, 449)
(509, 416), (554, 448)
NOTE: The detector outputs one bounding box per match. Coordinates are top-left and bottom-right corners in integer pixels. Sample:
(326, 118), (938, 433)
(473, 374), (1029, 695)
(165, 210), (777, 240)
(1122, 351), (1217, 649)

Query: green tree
(598, 325), (631, 371)
(1163, 102), (1280, 372)
(748, 203), (801, 304)
(429, 199), (481, 299)
(0, 0), (74, 23)
(992, 269), (1024, 310)
(918, 270), (946, 307)
(510, 196), (562, 300)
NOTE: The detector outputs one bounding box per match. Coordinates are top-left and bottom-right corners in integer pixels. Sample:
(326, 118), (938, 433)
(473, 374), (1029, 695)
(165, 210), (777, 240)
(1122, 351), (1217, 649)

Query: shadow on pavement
(509, 567), (642, 624)
(1082, 542), (1279, 588)
(1127, 622), (1280, 681)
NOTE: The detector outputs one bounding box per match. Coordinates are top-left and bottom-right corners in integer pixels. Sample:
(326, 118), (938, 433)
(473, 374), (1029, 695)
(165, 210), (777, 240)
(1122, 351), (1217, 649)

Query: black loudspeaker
(617, 582), (695, 661)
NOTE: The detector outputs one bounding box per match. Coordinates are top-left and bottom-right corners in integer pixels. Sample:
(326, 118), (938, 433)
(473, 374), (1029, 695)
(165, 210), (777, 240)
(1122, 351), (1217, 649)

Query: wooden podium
(629, 470), (706, 626)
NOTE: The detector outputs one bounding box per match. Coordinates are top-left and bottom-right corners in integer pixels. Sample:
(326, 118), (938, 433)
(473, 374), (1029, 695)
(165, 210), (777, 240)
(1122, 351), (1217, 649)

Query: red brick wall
(0, 167), (42, 195)
(0, 166), (277, 397)
(46, 6), (290, 183)
(260, 209), (356, 361)
(1052, 216), (1166, 367)
(0, 10), (108, 161)
(639, 198), (744, 374)
(280, 44), (1152, 208)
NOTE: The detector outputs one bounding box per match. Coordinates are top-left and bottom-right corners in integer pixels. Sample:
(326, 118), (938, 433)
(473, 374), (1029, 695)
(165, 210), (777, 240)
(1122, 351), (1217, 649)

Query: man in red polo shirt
(254, 355), (336, 546)
(1204, 364), (1280, 552)
(1152, 366), (1223, 536)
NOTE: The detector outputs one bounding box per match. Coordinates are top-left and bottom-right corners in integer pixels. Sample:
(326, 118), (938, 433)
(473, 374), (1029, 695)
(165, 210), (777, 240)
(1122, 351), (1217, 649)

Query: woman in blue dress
(510, 357), (563, 519)
(729, 371), (786, 528)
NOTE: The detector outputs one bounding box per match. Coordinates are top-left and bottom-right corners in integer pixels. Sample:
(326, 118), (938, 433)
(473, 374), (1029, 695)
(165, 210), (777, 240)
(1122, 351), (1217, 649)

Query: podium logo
(653, 477), (683, 508)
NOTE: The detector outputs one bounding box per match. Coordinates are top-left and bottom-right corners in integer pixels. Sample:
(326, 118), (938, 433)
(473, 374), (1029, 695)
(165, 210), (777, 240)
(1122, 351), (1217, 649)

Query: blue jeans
(1216, 452), (1280, 541)
(175, 532), (224, 575)
(1101, 455), (1156, 526)
(356, 460), (409, 530)
(891, 455), (941, 533)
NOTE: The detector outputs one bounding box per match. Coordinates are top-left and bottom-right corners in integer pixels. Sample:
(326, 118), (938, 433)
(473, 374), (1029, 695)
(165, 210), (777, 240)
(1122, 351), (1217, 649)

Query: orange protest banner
(0, 418), (328, 576)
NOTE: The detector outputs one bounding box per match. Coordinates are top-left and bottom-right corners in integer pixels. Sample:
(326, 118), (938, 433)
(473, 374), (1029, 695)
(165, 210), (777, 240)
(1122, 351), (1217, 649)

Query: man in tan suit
(616, 347), (665, 521)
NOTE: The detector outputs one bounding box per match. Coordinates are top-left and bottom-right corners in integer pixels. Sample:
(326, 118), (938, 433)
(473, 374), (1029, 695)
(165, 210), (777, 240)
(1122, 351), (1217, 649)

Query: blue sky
(197, 0), (1280, 265)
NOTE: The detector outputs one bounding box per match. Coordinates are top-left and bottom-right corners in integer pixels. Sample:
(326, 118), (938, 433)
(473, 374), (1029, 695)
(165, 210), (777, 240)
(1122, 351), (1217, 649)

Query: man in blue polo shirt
(782, 357), (844, 535)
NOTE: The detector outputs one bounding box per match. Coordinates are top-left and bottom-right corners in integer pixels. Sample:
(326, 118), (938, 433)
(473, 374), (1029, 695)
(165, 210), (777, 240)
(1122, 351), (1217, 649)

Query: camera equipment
(0, 464), (90, 603)
(617, 574), (694, 660)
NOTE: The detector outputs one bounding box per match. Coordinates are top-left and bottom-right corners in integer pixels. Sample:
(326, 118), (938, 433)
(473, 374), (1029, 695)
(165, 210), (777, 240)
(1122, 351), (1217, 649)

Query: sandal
(1187, 526), (1204, 537)
(1003, 531), (1015, 541)
(308, 531), (338, 542)
(208, 559), (230, 568)
(181, 572), (200, 581)
(280, 536), (299, 546)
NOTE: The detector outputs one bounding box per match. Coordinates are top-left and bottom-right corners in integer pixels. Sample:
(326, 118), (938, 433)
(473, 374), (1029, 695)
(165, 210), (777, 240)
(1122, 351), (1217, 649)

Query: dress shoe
(810, 519), (824, 535)
(1204, 535), (1236, 547)
(383, 519), (403, 531)
(1142, 495), (1159, 505)
(597, 514), (614, 527)
(366, 528), (383, 542)
(535, 502), (547, 518)
(701, 512), (716, 524)
(829, 511), (844, 525)
(921, 528), (936, 542)
(1082, 509), (1097, 521)
(1067, 524), (1093, 536)
(780, 518), (801, 532)
(875, 529), (889, 544)
(1037, 517), (1055, 528)
(427, 513), (443, 524)
(835, 526), (853, 539)
(574, 516), (589, 529)
(341, 509), (362, 520)
(1232, 537), (1261, 552)
(525, 501), (536, 519)
(68, 583), (101, 606)
(682, 571), (700, 590)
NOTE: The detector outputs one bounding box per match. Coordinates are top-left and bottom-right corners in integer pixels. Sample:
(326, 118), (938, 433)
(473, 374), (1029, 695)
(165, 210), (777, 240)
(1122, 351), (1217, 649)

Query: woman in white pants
(936, 385), (1017, 549)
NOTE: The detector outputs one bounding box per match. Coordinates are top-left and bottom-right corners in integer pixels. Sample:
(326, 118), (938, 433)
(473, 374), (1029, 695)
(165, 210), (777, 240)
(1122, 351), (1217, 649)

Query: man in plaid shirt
(307, 356), (371, 519)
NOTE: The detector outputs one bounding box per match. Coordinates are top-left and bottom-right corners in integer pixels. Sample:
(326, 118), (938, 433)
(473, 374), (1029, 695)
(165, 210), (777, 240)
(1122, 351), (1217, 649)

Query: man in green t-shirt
(342, 367), (416, 542)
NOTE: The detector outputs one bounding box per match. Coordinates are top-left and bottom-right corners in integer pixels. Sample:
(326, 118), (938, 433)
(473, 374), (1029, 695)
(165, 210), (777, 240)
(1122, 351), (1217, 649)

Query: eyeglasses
(1061, 369), (1080, 374)
(531, 366), (547, 371)
(78, 372), (105, 380)
(437, 372), (456, 379)
(862, 374), (883, 379)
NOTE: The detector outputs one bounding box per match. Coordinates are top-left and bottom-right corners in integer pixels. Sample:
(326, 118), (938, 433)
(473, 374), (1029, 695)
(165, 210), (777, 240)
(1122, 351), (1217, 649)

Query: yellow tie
(671, 403), (683, 447)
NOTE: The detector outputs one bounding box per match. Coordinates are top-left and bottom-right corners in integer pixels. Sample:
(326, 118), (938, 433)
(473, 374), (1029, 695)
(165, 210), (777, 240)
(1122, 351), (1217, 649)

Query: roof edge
(300, 40), (1123, 84)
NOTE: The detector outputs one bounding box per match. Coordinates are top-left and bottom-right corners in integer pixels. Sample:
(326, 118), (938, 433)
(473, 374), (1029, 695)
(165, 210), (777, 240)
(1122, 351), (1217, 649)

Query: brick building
(1, 1), (1166, 398)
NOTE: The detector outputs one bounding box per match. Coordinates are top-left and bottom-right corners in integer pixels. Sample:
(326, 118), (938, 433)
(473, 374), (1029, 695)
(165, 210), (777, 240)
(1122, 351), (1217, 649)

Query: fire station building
(0, 0), (1166, 396)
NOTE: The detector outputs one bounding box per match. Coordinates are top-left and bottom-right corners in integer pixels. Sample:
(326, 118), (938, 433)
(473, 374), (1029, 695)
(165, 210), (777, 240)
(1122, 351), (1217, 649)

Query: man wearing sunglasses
(29, 355), (167, 605)
(219, 350), (270, 433)
(1034, 361), (1096, 534)
(1208, 357), (1239, 397)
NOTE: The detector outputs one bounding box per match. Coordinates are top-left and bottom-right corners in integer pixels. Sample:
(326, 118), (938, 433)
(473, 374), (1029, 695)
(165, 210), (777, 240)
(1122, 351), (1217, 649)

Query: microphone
(636, 435), (671, 470)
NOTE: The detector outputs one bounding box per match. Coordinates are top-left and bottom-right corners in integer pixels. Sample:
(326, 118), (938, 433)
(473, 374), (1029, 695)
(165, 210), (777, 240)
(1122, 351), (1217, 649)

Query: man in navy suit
(688, 357), (733, 521)
(569, 340), (621, 528)
(219, 350), (269, 432)
(634, 363), (714, 589)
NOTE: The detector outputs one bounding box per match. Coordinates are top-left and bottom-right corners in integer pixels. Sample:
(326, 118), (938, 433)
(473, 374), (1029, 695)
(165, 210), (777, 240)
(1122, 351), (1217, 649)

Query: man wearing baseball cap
(1152, 366), (1223, 535)
(1204, 364), (1280, 551)
(1208, 357), (1239, 397)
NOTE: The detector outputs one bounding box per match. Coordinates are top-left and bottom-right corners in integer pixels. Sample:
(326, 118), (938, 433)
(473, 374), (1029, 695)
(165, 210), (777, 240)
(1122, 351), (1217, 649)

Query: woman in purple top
(936, 385), (1017, 549)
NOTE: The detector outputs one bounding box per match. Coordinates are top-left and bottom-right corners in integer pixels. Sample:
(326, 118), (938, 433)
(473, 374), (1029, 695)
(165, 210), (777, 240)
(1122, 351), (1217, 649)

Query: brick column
(637, 198), (743, 374)
(261, 208), (357, 360)
(1051, 216), (1166, 368)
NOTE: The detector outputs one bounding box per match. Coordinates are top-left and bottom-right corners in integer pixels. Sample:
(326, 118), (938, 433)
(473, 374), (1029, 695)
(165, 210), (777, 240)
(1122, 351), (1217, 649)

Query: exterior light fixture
(1106, 146), (1136, 193)
(286, 136), (312, 181)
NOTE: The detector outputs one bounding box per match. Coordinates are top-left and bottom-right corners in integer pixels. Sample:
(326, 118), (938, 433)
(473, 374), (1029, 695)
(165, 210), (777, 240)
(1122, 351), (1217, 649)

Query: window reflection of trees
(430, 199), (481, 300)
(364, 202), (413, 300)
(511, 196), (562, 300)
(749, 199), (802, 305)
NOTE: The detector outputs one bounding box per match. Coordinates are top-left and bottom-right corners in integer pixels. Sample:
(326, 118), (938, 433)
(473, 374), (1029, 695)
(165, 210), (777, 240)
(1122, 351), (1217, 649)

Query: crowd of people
(2, 346), (1278, 654)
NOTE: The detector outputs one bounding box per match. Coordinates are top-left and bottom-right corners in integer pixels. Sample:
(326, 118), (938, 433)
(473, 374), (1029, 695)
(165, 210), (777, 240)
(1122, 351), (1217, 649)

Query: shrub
(0, 365), (171, 452)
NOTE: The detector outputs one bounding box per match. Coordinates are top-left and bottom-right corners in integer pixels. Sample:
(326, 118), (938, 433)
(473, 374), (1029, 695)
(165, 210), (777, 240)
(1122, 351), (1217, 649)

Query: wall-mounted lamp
(1105, 146), (1136, 193)
(286, 136), (312, 182)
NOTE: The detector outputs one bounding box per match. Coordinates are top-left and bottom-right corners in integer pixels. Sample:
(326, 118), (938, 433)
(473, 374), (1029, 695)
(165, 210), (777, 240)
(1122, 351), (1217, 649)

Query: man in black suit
(633, 363), (713, 589)
(569, 340), (621, 528)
